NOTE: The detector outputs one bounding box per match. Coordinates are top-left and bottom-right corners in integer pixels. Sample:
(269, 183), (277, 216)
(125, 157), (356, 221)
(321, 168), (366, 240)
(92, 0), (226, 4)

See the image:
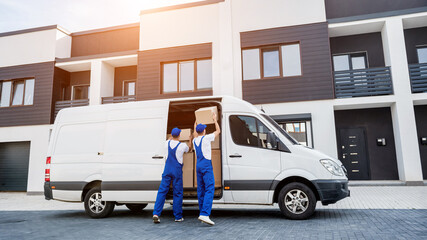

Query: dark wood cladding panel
(71, 26), (139, 57)
(0, 62), (55, 127)
(137, 43), (213, 101)
(241, 22), (334, 104)
(115, 66), (137, 96)
(325, 0), (427, 19)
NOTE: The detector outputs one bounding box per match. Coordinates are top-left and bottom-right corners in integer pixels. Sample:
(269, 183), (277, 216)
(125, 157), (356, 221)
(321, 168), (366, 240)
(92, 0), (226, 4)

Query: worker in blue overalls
(193, 112), (221, 226)
(153, 127), (191, 223)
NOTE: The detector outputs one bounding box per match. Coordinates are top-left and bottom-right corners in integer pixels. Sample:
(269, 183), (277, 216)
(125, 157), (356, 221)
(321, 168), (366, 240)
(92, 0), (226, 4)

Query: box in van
(44, 96), (349, 220)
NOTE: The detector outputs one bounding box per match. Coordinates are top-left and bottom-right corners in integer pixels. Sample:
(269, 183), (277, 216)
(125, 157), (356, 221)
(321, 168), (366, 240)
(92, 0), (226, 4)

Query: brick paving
(0, 186), (426, 239)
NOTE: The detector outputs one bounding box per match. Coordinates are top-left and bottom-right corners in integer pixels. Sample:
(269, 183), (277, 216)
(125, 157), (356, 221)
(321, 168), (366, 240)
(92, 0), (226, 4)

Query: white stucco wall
(0, 29), (58, 67)
(0, 125), (52, 192)
(55, 30), (71, 59)
(259, 100), (338, 159)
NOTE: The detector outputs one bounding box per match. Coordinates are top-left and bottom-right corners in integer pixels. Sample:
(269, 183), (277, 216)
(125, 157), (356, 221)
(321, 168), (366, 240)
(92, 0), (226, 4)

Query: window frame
(71, 84), (90, 100)
(242, 42), (303, 81)
(0, 78), (35, 108)
(332, 51), (369, 71)
(122, 79), (136, 96)
(161, 58), (212, 94)
(229, 114), (286, 151)
(416, 45), (427, 64)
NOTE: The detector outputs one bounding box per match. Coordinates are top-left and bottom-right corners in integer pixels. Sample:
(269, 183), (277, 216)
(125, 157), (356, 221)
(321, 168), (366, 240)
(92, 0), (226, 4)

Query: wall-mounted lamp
(421, 137), (427, 145)
(377, 138), (386, 146)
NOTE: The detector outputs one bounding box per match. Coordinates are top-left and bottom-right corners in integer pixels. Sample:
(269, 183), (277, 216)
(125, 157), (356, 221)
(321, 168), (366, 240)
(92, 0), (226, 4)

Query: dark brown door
(339, 128), (370, 180)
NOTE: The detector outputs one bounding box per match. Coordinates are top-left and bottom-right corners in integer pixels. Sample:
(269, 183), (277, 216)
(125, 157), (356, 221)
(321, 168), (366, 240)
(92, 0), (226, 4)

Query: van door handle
(152, 155), (164, 159)
(229, 154), (242, 158)
(98, 152), (104, 156)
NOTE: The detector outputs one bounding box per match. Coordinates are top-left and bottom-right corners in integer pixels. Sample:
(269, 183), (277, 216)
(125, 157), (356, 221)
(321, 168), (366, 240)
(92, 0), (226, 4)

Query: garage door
(0, 142), (30, 191)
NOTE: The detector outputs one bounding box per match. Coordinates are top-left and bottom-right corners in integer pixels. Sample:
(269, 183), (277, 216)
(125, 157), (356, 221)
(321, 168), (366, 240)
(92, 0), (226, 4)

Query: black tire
(84, 187), (115, 218)
(125, 204), (148, 212)
(278, 182), (316, 220)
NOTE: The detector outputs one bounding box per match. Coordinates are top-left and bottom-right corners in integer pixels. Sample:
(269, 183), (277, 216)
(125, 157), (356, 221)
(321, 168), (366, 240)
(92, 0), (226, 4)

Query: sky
(0, 0), (202, 33)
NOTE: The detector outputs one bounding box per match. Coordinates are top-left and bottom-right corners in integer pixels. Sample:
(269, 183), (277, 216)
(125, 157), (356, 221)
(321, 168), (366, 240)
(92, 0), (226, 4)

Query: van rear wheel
(126, 204), (148, 212)
(278, 182), (316, 220)
(84, 187), (115, 218)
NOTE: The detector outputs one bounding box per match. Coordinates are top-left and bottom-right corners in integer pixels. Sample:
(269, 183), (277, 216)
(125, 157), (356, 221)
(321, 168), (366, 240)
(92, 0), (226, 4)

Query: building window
(72, 85), (90, 100)
(242, 43), (302, 80)
(123, 80), (136, 96)
(162, 59), (212, 93)
(333, 52), (368, 71)
(417, 46), (427, 64)
(0, 79), (35, 107)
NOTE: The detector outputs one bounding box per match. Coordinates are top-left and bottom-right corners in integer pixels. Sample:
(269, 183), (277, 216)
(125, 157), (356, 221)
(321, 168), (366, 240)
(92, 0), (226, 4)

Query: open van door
(101, 101), (169, 202)
(225, 113), (281, 203)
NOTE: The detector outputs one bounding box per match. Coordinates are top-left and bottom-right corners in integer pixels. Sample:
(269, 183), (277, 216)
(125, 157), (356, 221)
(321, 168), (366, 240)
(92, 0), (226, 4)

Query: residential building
(0, 0), (426, 193)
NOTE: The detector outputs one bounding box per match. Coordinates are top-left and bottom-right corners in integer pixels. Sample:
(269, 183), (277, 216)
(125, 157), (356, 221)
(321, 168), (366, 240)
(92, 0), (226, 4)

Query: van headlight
(320, 159), (344, 176)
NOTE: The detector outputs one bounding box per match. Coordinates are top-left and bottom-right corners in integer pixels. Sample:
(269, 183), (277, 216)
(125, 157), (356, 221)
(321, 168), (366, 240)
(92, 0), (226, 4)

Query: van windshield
(261, 114), (299, 145)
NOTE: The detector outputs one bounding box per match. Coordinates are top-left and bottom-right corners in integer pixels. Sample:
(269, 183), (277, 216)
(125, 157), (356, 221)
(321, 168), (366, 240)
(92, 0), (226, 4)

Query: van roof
(55, 95), (261, 124)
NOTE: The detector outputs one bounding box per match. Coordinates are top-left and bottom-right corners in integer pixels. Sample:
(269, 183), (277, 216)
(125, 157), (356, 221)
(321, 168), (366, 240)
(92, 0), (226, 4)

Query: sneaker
(153, 215), (160, 224)
(198, 215), (215, 226)
(175, 218), (184, 222)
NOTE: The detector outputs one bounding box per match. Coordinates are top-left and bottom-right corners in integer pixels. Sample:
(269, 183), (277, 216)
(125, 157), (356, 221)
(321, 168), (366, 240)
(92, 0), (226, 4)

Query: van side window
(229, 115), (273, 149)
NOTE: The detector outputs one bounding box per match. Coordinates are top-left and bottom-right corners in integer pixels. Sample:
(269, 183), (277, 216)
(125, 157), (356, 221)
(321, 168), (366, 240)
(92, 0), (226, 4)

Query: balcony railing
(55, 99), (89, 117)
(409, 63), (427, 93)
(334, 67), (393, 98)
(102, 95), (137, 104)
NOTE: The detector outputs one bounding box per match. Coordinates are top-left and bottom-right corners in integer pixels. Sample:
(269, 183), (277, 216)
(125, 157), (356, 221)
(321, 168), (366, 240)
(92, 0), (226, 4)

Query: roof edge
(71, 22), (140, 36)
(139, 0), (224, 15)
(0, 25), (70, 38)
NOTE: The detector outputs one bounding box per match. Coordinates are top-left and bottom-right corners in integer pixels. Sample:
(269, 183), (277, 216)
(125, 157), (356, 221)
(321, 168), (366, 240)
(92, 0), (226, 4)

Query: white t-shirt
(193, 133), (216, 160)
(164, 140), (189, 164)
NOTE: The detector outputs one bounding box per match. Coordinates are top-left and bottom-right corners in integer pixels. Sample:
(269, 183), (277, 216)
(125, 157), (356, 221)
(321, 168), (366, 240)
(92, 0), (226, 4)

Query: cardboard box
(211, 135), (220, 149)
(195, 106), (218, 125)
(179, 128), (192, 141)
(167, 128), (192, 141)
(194, 150), (222, 188)
(182, 152), (194, 188)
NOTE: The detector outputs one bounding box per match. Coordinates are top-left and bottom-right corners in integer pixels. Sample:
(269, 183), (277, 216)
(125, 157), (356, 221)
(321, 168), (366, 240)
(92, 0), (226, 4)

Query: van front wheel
(278, 182), (316, 220)
(84, 187), (115, 218)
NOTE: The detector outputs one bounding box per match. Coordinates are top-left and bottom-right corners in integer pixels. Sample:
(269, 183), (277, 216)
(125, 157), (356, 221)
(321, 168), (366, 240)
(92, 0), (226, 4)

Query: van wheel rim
(284, 189), (309, 214)
(89, 192), (106, 214)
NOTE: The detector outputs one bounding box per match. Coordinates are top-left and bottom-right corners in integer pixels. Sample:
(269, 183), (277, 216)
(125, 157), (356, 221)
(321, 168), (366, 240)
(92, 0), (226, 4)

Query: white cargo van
(44, 96), (349, 220)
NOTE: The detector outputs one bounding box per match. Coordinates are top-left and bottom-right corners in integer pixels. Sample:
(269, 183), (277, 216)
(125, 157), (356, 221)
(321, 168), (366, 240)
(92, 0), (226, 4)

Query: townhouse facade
(0, 0), (426, 193)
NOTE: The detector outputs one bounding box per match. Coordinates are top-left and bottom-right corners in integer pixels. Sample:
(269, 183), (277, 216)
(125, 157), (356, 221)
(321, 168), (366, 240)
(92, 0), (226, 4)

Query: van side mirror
(267, 131), (278, 150)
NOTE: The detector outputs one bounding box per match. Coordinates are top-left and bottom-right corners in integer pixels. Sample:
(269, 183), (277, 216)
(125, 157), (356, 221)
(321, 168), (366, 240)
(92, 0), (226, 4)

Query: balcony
(54, 99), (89, 117)
(409, 63), (427, 93)
(102, 95), (137, 104)
(334, 67), (393, 98)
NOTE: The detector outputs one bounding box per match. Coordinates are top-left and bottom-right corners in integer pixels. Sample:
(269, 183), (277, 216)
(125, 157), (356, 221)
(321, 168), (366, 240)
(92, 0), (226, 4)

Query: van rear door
(101, 101), (169, 202)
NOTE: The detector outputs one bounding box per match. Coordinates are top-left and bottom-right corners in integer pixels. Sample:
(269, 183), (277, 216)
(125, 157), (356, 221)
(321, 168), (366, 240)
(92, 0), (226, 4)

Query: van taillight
(45, 157), (51, 182)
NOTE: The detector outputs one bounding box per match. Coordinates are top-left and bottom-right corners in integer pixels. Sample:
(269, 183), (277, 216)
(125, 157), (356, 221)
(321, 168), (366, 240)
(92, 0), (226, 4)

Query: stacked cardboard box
(193, 150), (221, 188)
(182, 152), (194, 188)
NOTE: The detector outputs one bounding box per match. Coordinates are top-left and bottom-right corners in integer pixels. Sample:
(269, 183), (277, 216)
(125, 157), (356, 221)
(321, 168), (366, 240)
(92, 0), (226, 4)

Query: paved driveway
(1, 186), (426, 240)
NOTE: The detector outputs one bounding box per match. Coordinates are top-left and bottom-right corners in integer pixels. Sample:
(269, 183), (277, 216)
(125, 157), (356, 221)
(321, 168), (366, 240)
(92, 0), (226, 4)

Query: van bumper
(44, 182), (53, 200)
(312, 179), (349, 205)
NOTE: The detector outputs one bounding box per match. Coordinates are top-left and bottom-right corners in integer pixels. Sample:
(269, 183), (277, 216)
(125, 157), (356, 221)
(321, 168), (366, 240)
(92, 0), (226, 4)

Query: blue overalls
(153, 141), (183, 220)
(194, 136), (215, 217)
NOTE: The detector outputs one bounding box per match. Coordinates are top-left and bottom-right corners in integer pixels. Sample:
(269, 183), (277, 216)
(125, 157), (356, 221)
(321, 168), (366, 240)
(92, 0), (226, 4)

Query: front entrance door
(339, 128), (370, 180)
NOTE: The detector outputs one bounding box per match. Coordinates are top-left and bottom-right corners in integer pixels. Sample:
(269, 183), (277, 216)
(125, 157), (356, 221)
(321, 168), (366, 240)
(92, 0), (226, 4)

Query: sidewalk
(1, 186), (426, 211)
